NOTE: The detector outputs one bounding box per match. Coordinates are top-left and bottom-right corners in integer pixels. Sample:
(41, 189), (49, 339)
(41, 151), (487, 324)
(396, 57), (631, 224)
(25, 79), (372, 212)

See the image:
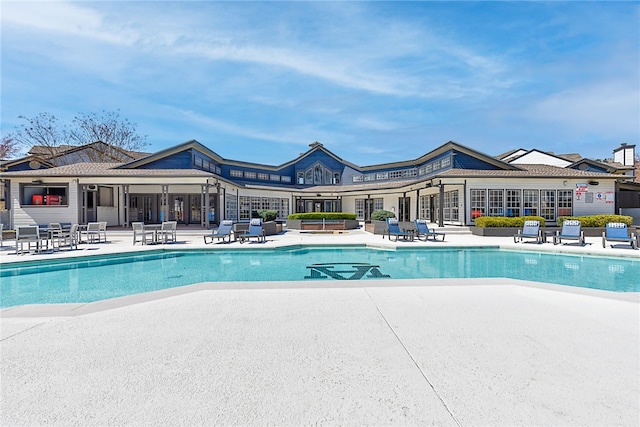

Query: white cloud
(527, 78), (639, 136)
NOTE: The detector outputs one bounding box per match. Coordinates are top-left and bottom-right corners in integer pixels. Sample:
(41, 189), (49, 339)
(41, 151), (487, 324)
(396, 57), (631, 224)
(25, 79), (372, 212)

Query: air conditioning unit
(87, 184), (98, 191)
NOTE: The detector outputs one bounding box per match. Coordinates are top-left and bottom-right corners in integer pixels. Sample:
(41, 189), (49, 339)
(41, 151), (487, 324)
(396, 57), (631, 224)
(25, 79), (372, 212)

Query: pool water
(1, 246), (638, 307)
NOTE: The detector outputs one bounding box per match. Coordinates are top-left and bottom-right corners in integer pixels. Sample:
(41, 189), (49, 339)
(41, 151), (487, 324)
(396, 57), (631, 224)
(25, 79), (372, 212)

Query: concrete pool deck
(1, 228), (639, 425)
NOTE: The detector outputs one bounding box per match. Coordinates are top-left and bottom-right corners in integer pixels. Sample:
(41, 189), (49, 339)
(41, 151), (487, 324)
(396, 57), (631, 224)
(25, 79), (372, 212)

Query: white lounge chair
(204, 220), (234, 244)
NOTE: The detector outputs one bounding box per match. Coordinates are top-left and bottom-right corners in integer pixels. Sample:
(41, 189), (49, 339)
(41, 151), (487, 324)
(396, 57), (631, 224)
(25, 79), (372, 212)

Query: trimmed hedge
(474, 216), (546, 228)
(557, 214), (633, 227)
(287, 212), (357, 220)
(371, 209), (396, 221)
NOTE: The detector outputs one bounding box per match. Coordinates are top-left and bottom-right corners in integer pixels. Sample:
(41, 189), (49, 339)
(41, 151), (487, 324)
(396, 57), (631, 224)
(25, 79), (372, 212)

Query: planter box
(366, 220), (415, 235)
(287, 219), (359, 230)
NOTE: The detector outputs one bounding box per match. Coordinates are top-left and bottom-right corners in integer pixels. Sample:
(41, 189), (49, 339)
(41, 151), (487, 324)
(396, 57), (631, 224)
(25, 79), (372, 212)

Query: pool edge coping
(2, 277), (638, 318)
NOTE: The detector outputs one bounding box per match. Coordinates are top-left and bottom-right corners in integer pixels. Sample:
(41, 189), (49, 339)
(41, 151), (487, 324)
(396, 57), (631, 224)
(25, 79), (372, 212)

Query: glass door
(170, 195), (185, 223)
(130, 195), (156, 222)
(189, 195), (202, 224)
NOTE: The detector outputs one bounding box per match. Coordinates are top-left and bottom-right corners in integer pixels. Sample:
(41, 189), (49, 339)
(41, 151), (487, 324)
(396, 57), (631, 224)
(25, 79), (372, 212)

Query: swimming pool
(1, 246), (638, 307)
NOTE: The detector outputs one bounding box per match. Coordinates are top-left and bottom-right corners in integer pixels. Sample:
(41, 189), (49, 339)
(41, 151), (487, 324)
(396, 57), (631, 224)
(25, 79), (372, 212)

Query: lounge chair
(239, 218), (266, 243)
(602, 222), (637, 249)
(385, 218), (414, 241)
(157, 221), (177, 244)
(513, 220), (542, 244)
(553, 220), (585, 246)
(16, 225), (46, 254)
(132, 222), (155, 245)
(204, 220), (234, 244)
(414, 219), (445, 241)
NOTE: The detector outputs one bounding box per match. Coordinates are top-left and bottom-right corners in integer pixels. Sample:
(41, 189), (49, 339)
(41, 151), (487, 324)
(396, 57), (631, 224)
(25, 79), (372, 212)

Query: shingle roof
(438, 164), (620, 178)
(0, 163), (213, 177)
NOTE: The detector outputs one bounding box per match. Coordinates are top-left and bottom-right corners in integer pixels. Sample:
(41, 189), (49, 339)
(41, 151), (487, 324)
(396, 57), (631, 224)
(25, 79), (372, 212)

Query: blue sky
(1, 1), (638, 166)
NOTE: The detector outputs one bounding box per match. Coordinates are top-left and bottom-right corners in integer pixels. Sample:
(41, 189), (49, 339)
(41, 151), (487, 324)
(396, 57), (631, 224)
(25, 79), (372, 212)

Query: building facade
(1, 140), (637, 229)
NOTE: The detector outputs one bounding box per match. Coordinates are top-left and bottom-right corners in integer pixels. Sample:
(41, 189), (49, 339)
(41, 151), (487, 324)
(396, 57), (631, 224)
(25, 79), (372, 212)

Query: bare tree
(11, 110), (148, 165)
(12, 112), (68, 163)
(69, 110), (148, 155)
(0, 133), (23, 159)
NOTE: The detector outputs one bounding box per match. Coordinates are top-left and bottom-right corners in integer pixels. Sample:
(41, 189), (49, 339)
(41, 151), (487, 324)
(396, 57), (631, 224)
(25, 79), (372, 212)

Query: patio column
(438, 182), (445, 227)
(123, 184), (130, 227)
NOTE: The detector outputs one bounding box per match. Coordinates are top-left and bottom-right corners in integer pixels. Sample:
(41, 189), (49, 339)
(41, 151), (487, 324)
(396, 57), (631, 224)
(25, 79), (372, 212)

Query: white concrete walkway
(1, 228), (639, 425)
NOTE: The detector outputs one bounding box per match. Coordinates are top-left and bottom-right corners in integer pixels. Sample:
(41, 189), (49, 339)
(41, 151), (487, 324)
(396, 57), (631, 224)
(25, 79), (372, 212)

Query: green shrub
(287, 212), (357, 220)
(257, 209), (278, 222)
(370, 209), (396, 221)
(474, 216), (546, 228)
(556, 214), (633, 227)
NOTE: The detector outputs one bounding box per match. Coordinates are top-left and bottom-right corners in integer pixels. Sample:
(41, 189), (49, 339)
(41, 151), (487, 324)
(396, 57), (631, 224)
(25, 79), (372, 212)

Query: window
(238, 196), (290, 220)
(488, 189), (503, 217)
(444, 190), (459, 221)
(364, 174), (376, 181)
(470, 189), (486, 220)
(352, 175), (364, 182)
(305, 169), (313, 183)
(244, 171), (257, 179)
(355, 199), (365, 220)
(281, 176), (291, 183)
(314, 165), (323, 184)
(558, 190), (573, 217)
(373, 198), (384, 211)
(419, 194), (430, 220)
(325, 169), (332, 184)
(297, 172), (304, 184)
(239, 196), (251, 220)
(270, 174), (280, 181)
(523, 190), (538, 216)
(440, 156), (451, 168)
(257, 173), (269, 180)
(230, 170), (243, 178)
(505, 190), (521, 217)
(540, 190), (556, 221)
(376, 172), (388, 180)
(21, 184), (68, 206)
(226, 197), (238, 221)
(98, 186), (114, 207)
(333, 173), (340, 184)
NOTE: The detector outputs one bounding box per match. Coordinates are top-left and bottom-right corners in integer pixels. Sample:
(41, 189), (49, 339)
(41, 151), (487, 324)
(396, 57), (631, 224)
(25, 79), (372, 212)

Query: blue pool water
(1, 246), (638, 307)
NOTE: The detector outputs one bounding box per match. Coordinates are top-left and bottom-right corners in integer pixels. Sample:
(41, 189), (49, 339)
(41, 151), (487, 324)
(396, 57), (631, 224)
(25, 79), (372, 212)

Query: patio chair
(553, 220), (585, 246)
(204, 220), (234, 244)
(513, 220), (542, 244)
(83, 222), (102, 243)
(239, 218), (266, 243)
(98, 221), (108, 243)
(602, 222), (637, 249)
(414, 219), (445, 241)
(158, 221), (177, 244)
(385, 218), (414, 241)
(56, 224), (79, 251)
(132, 222), (155, 245)
(16, 225), (46, 255)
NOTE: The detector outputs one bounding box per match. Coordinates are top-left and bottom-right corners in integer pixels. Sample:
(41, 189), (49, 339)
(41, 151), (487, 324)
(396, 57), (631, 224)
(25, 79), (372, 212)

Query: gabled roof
(438, 164), (620, 179)
(118, 139), (363, 172)
(506, 149), (573, 167)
